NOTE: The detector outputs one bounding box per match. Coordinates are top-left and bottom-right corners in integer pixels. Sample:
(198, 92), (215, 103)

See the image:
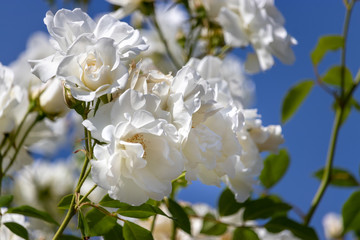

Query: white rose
(58, 37), (129, 101)
(255, 125), (284, 153)
(216, 0), (297, 72)
(30, 8), (148, 101)
(83, 89), (184, 205)
(107, 0), (143, 19)
(322, 213), (343, 240)
(184, 108), (243, 187)
(10, 32), (69, 117)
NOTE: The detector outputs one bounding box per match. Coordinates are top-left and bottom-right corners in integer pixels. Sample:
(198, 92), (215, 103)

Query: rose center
(126, 133), (148, 159)
(81, 52), (112, 91)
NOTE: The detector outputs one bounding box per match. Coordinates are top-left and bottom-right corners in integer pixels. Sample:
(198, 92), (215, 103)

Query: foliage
(0, 0), (359, 240)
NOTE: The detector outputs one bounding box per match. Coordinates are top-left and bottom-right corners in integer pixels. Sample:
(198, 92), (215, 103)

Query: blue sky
(1, 1), (360, 239)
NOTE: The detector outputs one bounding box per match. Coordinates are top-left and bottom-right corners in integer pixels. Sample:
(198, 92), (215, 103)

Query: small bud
(39, 79), (68, 117)
(63, 84), (77, 109)
(323, 213), (343, 240)
(63, 84), (85, 116)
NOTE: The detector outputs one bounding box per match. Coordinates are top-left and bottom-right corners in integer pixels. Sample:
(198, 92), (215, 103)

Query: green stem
(340, 0), (354, 98)
(304, 108), (344, 225)
(149, 15), (182, 70)
(1, 110), (31, 163)
(0, 134), (9, 152)
(52, 126), (93, 240)
(150, 201), (161, 233)
(3, 114), (39, 175)
(78, 184), (97, 205)
(52, 195), (77, 240)
(171, 220), (177, 240)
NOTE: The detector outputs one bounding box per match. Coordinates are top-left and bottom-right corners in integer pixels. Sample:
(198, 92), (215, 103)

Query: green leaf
(352, 98), (360, 111)
(57, 194), (73, 209)
(232, 227), (260, 240)
(342, 190), (360, 232)
(168, 198), (191, 234)
(243, 198), (292, 221)
(99, 195), (169, 219)
(85, 208), (117, 236)
(4, 222), (29, 240)
(0, 195), (13, 207)
(123, 221), (154, 240)
(322, 65), (353, 89)
(58, 235), (82, 240)
(103, 224), (124, 240)
(200, 213), (227, 236)
(183, 205), (197, 216)
(281, 80), (314, 124)
(265, 217), (318, 240)
(99, 194), (128, 208)
(117, 205), (169, 219)
(260, 149), (290, 189)
(171, 172), (188, 196)
(313, 167), (358, 187)
(311, 35), (344, 65)
(7, 205), (58, 225)
(78, 210), (90, 238)
(218, 188), (243, 216)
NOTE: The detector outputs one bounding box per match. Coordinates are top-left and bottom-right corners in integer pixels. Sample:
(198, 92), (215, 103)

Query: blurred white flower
(10, 32), (68, 117)
(0, 208), (29, 240)
(80, 178), (107, 203)
(13, 160), (76, 215)
(200, 0), (297, 72)
(107, 0), (143, 19)
(256, 228), (300, 240)
(0, 64), (33, 173)
(31, 8), (148, 102)
(322, 213), (343, 240)
(243, 109), (284, 154)
(83, 89), (184, 205)
(0, 64), (29, 134)
(139, 3), (188, 72)
(26, 112), (80, 157)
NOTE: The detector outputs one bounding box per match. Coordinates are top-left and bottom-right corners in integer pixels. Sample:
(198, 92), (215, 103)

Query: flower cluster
(29, 8), (284, 206)
(0, 0), (296, 238)
(109, 0), (296, 73)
